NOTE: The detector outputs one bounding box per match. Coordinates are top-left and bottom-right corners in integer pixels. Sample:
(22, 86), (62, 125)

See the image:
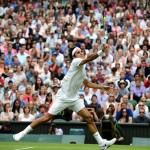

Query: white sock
(22, 125), (33, 135)
(93, 131), (103, 146)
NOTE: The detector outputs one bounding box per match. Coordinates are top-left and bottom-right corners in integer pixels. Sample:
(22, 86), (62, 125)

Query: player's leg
(13, 98), (68, 141)
(71, 100), (116, 150)
(77, 107), (116, 150)
(13, 113), (54, 141)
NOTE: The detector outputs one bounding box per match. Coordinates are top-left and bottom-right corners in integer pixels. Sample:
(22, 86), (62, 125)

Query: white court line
(14, 147), (33, 150)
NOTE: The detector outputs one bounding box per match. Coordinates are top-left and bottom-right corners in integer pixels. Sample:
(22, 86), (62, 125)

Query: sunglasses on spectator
(139, 111), (145, 114)
(139, 105), (144, 106)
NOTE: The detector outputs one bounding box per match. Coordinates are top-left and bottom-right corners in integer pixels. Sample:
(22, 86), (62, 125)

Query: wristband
(97, 50), (104, 56)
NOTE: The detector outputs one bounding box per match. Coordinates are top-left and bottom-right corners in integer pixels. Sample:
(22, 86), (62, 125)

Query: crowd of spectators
(0, 0), (150, 124)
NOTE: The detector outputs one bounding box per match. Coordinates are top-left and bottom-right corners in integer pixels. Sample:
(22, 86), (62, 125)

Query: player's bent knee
(85, 115), (94, 123)
(43, 114), (52, 122)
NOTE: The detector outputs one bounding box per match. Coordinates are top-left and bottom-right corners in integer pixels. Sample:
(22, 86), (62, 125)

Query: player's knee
(43, 114), (52, 122)
(85, 115), (94, 123)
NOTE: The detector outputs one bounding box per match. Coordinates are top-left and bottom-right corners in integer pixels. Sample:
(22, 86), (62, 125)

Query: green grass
(0, 142), (150, 150)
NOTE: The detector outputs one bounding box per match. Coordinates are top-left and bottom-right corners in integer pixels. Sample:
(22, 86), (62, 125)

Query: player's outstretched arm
(83, 79), (110, 91)
(79, 44), (107, 65)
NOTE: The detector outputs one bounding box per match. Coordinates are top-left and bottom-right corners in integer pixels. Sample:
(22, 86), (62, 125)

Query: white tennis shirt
(57, 58), (86, 101)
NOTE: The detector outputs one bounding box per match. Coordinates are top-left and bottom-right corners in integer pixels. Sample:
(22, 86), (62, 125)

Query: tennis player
(13, 45), (116, 150)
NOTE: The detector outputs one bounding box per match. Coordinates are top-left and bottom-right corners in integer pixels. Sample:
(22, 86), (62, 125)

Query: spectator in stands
(135, 97), (149, 112)
(117, 80), (129, 97)
(26, 65), (34, 82)
(103, 93), (117, 115)
(32, 77), (44, 92)
(133, 108), (150, 123)
(15, 91), (26, 108)
(137, 68), (147, 82)
(1, 91), (10, 105)
(130, 73), (144, 87)
(124, 65), (133, 82)
(4, 70), (17, 87)
(29, 70), (39, 85)
(97, 88), (109, 108)
(35, 104), (47, 119)
(8, 83), (17, 105)
(52, 83), (61, 97)
(117, 108), (132, 124)
(126, 59), (137, 77)
(0, 103), (14, 121)
(2, 65), (9, 79)
(39, 66), (51, 84)
(133, 101), (149, 118)
(108, 67), (120, 82)
(18, 105), (34, 122)
(18, 78), (29, 93)
(45, 93), (53, 104)
(38, 86), (47, 104)
(32, 92), (39, 106)
(96, 66), (105, 84)
(62, 59), (71, 75)
(12, 99), (23, 121)
(86, 94), (101, 111)
(49, 123), (63, 135)
(14, 66), (26, 84)
(116, 102), (133, 121)
(28, 101), (37, 117)
(83, 87), (92, 105)
(35, 59), (45, 75)
(22, 86), (32, 103)
(49, 56), (59, 75)
(54, 66), (64, 80)
(118, 95), (134, 111)
(130, 78), (146, 103)
(101, 61), (111, 76)
(11, 56), (21, 68)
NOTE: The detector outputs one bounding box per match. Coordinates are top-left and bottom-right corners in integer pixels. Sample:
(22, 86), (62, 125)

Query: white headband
(72, 47), (80, 56)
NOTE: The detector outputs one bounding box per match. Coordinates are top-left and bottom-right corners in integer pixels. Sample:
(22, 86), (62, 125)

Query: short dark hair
(39, 104), (46, 110)
(111, 67), (117, 72)
(91, 94), (97, 99)
(134, 73), (140, 78)
(141, 59), (146, 63)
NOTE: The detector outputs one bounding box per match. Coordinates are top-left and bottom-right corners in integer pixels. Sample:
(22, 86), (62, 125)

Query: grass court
(0, 142), (150, 150)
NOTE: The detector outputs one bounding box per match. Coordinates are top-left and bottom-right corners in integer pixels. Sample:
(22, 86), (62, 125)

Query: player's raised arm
(79, 44), (107, 65)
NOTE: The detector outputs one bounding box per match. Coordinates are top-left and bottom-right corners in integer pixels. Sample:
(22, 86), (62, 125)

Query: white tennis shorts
(48, 98), (85, 115)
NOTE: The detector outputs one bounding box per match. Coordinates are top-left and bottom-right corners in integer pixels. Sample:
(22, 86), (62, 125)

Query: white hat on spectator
(19, 38), (26, 44)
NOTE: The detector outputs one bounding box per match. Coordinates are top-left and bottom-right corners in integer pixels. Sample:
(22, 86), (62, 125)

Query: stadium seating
(38, 134), (62, 143)
(53, 119), (67, 123)
(61, 135), (85, 144)
(0, 134), (85, 144)
(146, 101), (150, 111)
(69, 128), (85, 135)
(128, 100), (137, 109)
(132, 137), (150, 146)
